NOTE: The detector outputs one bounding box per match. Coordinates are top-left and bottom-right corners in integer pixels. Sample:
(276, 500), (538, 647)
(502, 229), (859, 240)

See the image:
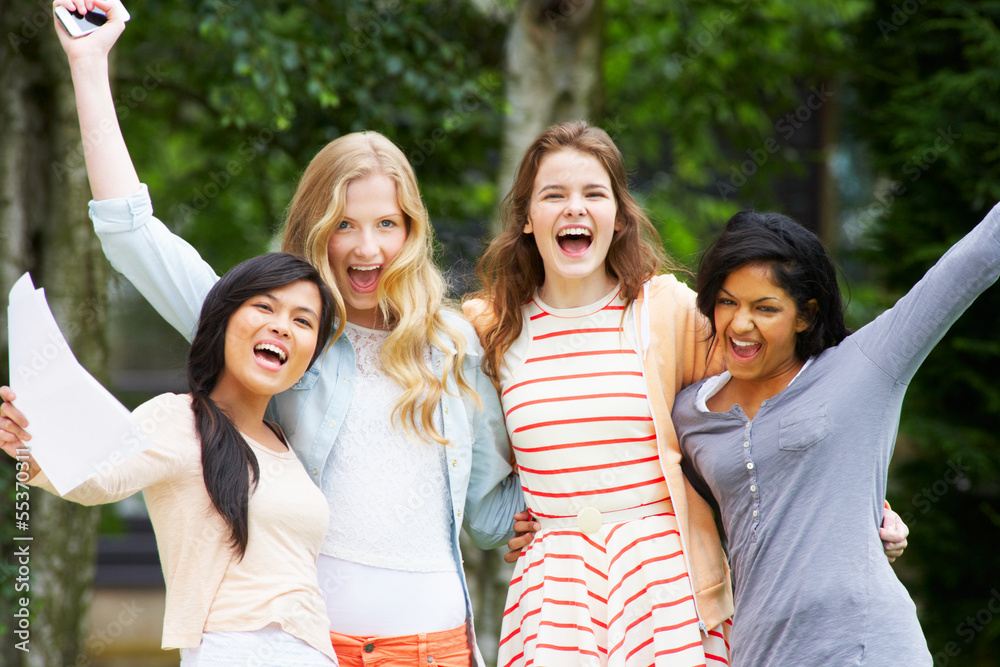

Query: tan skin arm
(504, 506), (910, 563)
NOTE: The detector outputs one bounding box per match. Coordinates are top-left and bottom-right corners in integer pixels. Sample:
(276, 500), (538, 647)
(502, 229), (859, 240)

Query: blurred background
(1, 0), (999, 665)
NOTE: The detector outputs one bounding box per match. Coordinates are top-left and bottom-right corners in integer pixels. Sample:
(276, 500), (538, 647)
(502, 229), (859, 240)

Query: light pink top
(33, 392), (334, 659)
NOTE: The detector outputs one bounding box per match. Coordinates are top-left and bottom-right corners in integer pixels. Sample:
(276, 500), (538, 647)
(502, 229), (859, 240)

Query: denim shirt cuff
(89, 183), (152, 233)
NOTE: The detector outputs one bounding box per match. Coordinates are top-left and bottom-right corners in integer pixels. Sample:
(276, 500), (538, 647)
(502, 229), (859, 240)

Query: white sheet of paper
(7, 273), (150, 495)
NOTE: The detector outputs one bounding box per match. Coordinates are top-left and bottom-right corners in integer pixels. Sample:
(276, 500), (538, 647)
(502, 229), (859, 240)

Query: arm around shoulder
(456, 317), (525, 549)
(56, 1), (218, 340)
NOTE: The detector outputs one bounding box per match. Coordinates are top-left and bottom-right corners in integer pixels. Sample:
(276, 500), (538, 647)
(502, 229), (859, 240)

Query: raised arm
(55, 0), (219, 339)
(2, 391), (189, 506)
(55, 0), (138, 199)
(853, 203), (1000, 382)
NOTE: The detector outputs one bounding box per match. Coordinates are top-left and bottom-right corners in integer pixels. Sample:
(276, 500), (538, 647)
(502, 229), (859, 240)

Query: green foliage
(602, 0), (869, 253)
(117, 0), (506, 271)
(845, 0), (1000, 658)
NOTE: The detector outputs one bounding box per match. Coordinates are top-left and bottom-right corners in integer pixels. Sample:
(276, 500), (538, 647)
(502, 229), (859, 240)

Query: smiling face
(214, 280), (323, 404)
(525, 149), (619, 307)
(714, 262), (815, 386)
(326, 173), (408, 328)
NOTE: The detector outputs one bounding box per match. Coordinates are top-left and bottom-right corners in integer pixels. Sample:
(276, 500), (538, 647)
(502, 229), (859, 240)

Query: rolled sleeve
(90, 184), (220, 341)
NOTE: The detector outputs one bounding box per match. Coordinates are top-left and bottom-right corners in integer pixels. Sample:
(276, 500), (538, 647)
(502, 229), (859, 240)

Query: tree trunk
(495, 0), (604, 230)
(1, 3), (107, 665)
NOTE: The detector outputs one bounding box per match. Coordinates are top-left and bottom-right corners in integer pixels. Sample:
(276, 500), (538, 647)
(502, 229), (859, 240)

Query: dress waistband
(534, 499), (674, 534)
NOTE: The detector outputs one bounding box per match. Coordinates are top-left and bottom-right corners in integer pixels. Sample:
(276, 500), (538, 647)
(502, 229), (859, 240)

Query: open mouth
(557, 227), (593, 254)
(254, 342), (287, 369)
(348, 265), (381, 292)
(730, 338), (761, 360)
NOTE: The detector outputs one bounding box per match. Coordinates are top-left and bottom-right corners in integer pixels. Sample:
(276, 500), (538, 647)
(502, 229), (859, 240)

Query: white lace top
(320, 323), (456, 573)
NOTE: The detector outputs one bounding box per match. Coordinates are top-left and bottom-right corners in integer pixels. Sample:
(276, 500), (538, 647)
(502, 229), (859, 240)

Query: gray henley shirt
(674, 203), (1000, 666)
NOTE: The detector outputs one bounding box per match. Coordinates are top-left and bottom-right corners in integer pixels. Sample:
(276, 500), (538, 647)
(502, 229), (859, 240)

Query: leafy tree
(602, 0), (870, 265)
(1, 4), (108, 665)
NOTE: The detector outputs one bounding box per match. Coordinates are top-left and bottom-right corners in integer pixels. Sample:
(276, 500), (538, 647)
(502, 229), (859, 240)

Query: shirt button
(312, 468), (318, 476)
(452, 459), (457, 467)
(363, 642), (375, 653)
(343, 378), (350, 383)
(747, 462), (754, 470)
(435, 360), (441, 367)
(328, 421), (335, 428)
(750, 484), (757, 492)
(743, 440), (750, 448)
(457, 510), (462, 518)
(753, 509), (759, 517)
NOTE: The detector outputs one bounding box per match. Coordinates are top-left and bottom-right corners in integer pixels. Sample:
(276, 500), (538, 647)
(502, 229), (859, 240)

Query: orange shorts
(329, 624), (472, 667)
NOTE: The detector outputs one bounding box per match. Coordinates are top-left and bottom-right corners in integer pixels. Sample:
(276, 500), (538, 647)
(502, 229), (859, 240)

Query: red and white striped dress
(497, 289), (730, 667)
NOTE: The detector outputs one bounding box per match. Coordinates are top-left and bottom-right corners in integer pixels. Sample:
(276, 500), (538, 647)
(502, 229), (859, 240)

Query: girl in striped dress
(466, 122), (733, 666)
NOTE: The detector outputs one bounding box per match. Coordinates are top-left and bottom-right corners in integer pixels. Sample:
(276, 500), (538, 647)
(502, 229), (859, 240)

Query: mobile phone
(54, 7), (109, 38)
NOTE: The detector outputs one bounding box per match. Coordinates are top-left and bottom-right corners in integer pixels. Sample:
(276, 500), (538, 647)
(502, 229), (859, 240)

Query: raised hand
(53, 0), (130, 62)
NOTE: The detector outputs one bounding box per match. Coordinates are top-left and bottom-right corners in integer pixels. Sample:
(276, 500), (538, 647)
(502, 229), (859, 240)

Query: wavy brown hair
(470, 121), (680, 381)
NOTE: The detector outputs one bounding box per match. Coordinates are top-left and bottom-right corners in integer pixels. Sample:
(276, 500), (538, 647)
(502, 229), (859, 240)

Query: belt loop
(418, 632), (429, 664)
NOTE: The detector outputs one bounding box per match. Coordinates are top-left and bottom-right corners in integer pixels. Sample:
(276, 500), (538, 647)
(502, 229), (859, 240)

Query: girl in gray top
(673, 203), (1000, 666)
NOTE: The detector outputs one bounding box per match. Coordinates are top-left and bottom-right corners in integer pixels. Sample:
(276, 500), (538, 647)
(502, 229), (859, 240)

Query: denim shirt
(91, 185), (524, 663)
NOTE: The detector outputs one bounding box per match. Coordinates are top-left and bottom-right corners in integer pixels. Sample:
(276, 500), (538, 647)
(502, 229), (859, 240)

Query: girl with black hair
(1, 253), (339, 665)
(673, 206), (1000, 665)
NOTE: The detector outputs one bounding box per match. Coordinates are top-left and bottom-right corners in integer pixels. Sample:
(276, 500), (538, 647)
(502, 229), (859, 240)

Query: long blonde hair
(472, 121), (678, 382)
(281, 132), (479, 445)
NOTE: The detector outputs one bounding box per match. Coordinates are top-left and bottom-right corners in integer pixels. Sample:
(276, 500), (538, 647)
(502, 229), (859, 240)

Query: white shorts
(180, 623), (336, 666)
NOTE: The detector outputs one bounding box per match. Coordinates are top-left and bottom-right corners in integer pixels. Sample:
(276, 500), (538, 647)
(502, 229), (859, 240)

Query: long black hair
(187, 253), (335, 559)
(696, 211), (851, 361)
